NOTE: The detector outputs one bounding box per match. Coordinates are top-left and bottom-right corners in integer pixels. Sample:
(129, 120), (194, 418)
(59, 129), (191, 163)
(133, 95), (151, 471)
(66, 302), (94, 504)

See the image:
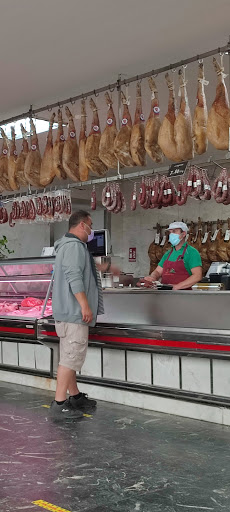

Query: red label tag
(129, 247), (136, 262)
(122, 118), (128, 125)
(70, 131), (76, 138)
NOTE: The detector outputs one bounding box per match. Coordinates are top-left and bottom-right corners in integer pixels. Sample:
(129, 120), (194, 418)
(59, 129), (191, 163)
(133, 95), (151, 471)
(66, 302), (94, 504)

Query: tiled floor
(0, 381), (230, 512)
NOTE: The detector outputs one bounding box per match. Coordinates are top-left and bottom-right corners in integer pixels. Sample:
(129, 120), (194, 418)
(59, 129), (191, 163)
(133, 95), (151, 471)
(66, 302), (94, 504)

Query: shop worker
(144, 222), (202, 290)
(51, 210), (120, 419)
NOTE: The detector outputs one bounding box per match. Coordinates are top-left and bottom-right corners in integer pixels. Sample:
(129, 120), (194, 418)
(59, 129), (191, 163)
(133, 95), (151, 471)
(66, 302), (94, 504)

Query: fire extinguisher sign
(129, 247), (136, 262)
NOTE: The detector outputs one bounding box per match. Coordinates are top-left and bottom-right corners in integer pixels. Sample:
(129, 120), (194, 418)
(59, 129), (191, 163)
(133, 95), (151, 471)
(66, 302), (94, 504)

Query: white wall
(1, 221), (50, 258)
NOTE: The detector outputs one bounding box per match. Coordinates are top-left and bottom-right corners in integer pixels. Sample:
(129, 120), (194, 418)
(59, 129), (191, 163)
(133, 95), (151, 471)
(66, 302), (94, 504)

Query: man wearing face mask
(144, 222), (202, 291)
(51, 210), (120, 419)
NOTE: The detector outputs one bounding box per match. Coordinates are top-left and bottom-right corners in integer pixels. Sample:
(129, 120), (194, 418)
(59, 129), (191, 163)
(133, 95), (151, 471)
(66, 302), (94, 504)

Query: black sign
(168, 161), (188, 177)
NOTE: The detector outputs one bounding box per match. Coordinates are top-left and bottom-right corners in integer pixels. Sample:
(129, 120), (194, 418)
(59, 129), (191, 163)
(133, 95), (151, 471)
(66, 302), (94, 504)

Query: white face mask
(83, 222), (94, 242)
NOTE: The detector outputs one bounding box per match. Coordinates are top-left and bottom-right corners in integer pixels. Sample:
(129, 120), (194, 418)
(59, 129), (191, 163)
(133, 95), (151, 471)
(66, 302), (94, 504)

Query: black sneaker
(69, 393), (97, 410)
(49, 400), (84, 419)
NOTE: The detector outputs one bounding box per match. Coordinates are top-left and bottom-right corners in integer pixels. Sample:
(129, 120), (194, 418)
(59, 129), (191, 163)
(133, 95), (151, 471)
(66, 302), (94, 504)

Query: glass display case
(0, 257), (54, 338)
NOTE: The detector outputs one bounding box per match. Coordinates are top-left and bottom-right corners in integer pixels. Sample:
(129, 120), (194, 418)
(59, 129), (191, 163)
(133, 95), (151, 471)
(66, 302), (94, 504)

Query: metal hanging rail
(0, 40), (229, 126)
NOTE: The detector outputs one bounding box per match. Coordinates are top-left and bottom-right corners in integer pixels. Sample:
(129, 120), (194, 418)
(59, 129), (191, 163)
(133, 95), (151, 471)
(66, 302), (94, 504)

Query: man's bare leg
(68, 372), (80, 396)
(55, 365), (76, 402)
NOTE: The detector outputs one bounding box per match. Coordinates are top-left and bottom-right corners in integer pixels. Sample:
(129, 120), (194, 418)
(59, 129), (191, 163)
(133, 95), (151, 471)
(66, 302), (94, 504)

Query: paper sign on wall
(129, 247), (136, 262)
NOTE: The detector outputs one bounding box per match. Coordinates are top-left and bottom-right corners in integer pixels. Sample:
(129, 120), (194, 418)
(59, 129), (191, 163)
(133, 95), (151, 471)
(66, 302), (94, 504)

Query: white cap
(168, 221), (188, 233)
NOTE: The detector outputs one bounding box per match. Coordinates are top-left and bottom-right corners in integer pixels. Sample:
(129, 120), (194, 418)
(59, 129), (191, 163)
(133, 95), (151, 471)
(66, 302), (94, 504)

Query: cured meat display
(99, 92), (118, 169)
(158, 73), (180, 162)
(8, 127), (19, 191)
(130, 82), (146, 166)
(24, 119), (42, 187)
(79, 100), (89, 182)
(6, 189), (71, 226)
(101, 183), (126, 213)
(114, 91), (135, 167)
(53, 109), (66, 180)
(0, 129), (11, 191)
(15, 124), (29, 187)
(207, 56), (230, 150)
(193, 62), (208, 155)
(174, 68), (194, 160)
(91, 185), (96, 210)
(62, 106), (80, 182)
(85, 98), (107, 177)
(40, 112), (56, 186)
(145, 77), (163, 163)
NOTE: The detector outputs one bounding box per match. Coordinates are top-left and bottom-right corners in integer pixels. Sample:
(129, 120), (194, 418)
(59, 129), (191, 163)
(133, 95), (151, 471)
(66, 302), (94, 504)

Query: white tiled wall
(103, 348), (126, 381)
(181, 357), (211, 394)
(81, 346), (102, 377)
(213, 359), (230, 397)
(126, 351), (152, 385)
(2, 342), (18, 366)
(153, 354), (180, 389)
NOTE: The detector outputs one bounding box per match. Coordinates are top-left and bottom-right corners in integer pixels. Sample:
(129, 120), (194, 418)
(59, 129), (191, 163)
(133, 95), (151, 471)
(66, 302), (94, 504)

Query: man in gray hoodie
(51, 209), (119, 419)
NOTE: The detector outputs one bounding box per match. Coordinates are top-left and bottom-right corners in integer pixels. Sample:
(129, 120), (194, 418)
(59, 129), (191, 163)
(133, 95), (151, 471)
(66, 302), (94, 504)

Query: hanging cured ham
(99, 92), (118, 169)
(79, 99), (89, 182)
(145, 77), (163, 163)
(24, 119), (42, 187)
(114, 91), (135, 167)
(174, 68), (194, 161)
(0, 129), (11, 190)
(15, 124), (29, 187)
(53, 109), (66, 180)
(85, 98), (107, 177)
(207, 56), (230, 150)
(193, 62), (208, 155)
(63, 106), (80, 182)
(40, 113), (56, 187)
(158, 73), (180, 162)
(8, 127), (19, 190)
(130, 82), (146, 166)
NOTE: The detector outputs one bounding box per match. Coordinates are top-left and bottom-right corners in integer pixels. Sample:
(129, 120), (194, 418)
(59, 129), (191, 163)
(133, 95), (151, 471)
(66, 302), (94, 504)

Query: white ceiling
(1, 0), (230, 121)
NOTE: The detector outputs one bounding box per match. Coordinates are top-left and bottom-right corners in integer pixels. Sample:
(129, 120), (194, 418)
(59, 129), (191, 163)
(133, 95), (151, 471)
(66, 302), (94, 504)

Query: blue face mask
(169, 233), (181, 246)
(84, 223), (94, 242)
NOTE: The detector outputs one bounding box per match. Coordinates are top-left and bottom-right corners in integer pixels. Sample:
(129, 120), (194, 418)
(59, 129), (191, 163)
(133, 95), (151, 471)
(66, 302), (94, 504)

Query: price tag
(211, 229), (219, 241)
(224, 229), (230, 241)
(168, 161), (188, 177)
(202, 232), (208, 244)
(160, 235), (166, 246)
(155, 233), (160, 244)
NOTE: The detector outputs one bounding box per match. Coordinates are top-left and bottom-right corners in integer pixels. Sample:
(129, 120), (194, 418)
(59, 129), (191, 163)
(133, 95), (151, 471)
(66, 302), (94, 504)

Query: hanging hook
(47, 106), (52, 112)
(153, 73), (158, 78)
(182, 64), (187, 69)
(94, 90), (99, 98)
(58, 102), (63, 110)
(70, 98), (76, 105)
(172, 68), (176, 73)
(109, 84), (115, 93)
(198, 58), (203, 64)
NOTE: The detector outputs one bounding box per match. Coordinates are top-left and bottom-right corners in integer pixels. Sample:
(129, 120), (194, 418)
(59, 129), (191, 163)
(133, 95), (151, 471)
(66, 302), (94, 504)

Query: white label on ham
(193, 182), (197, 188)
(163, 190), (167, 196)
(153, 106), (160, 114)
(91, 197), (94, 202)
(70, 131), (76, 138)
(13, 150), (17, 156)
(106, 192), (111, 198)
(155, 233), (160, 244)
(212, 229), (219, 241)
(187, 180), (192, 186)
(140, 114), (145, 121)
(204, 184), (209, 190)
(60, 135), (65, 141)
(93, 126), (99, 132)
(167, 189), (172, 194)
(151, 191), (155, 197)
(218, 181), (223, 188)
(107, 118), (113, 125)
(31, 145), (37, 151)
(202, 232), (208, 244)
(122, 118), (128, 125)
(177, 191), (181, 197)
(196, 180), (201, 186)
(133, 194), (136, 200)
(223, 185), (228, 191)
(224, 229), (230, 241)
(160, 235), (166, 246)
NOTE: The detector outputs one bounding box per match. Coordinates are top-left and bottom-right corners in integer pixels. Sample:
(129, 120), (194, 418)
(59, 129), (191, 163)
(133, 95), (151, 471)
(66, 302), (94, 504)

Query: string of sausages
(101, 183), (126, 213)
(6, 189), (72, 227)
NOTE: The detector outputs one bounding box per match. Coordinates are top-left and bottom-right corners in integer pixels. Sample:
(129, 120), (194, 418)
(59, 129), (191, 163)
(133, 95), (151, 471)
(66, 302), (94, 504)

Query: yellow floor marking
(32, 500), (71, 512)
(41, 405), (50, 408)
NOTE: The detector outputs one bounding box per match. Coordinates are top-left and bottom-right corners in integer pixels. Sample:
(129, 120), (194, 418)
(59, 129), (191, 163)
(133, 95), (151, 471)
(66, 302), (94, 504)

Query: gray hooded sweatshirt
(52, 234), (99, 327)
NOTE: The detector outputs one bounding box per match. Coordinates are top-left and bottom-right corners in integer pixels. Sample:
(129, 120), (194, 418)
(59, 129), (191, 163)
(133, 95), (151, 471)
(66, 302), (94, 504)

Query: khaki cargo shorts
(55, 321), (89, 371)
